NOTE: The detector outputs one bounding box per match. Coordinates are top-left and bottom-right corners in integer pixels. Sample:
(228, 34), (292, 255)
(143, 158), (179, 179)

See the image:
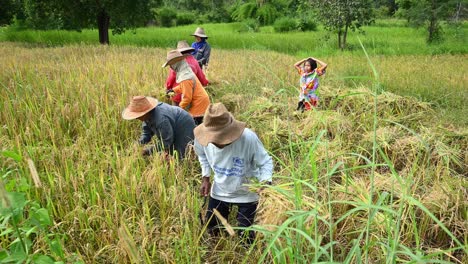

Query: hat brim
(191, 34), (208, 38)
(162, 54), (189, 68)
(194, 119), (246, 146)
(178, 47), (195, 53)
(122, 97), (158, 120)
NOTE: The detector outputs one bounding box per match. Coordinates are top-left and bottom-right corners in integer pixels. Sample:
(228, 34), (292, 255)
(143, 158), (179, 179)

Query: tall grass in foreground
(0, 43), (466, 263)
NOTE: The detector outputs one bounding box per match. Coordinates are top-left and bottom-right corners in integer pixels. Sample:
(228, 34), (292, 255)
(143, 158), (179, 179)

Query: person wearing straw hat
(194, 103), (273, 243)
(165, 40), (209, 106)
(122, 96), (195, 159)
(190, 27), (211, 72)
(163, 50), (210, 125)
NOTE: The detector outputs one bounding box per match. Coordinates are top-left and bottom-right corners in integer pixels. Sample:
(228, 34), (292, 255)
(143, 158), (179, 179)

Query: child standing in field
(294, 56), (328, 111)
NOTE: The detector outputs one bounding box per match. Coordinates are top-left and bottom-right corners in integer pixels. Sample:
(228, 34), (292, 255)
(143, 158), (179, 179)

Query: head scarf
(172, 60), (195, 83)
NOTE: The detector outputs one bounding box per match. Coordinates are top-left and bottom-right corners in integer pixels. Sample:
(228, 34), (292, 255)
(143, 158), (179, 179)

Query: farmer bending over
(194, 103), (273, 244)
(165, 40), (209, 107)
(163, 50), (210, 125)
(122, 96), (195, 159)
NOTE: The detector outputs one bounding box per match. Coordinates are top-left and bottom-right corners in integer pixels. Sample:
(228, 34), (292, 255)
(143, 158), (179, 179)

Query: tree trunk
(343, 24), (349, 50)
(427, 0), (439, 43)
(338, 30), (342, 50)
(97, 9), (110, 45)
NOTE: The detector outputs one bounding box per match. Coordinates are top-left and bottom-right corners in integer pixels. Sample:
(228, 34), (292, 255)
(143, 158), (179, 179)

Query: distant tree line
(0, 0), (465, 47)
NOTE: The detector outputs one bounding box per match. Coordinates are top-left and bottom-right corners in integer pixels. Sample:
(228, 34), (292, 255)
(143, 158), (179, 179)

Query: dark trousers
(193, 116), (204, 126)
(205, 196), (258, 243)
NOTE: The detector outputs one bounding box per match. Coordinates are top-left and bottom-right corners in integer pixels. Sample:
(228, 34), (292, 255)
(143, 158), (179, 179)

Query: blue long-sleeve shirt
(139, 103), (195, 159)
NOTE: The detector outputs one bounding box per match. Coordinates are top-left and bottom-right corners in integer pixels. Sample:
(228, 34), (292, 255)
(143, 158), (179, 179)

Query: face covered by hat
(162, 49), (195, 83)
(194, 103), (246, 146)
(122, 96), (158, 120)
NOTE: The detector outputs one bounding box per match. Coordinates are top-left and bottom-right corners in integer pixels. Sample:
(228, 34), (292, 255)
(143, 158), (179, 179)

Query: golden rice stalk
(0, 179), (11, 208)
(118, 224), (141, 263)
(213, 209), (236, 236)
(27, 158), (42, 188)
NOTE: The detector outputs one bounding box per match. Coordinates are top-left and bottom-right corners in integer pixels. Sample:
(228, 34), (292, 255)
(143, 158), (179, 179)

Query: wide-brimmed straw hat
(177, 40), (195, 54)
(162, 50), (189, 68)
(194, 103), (246, 146)
(191, 27), (208, 38)
(122, 96), (158, 120)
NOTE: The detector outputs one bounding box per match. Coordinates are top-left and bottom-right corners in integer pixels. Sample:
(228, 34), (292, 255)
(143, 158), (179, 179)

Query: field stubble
(0, 43), (466, 263)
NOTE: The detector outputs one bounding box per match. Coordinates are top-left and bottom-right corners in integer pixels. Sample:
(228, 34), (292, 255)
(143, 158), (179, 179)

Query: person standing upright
(191, 27), (211, 73)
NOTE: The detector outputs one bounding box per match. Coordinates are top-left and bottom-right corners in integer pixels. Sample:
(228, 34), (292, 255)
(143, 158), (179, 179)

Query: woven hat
(162, 50), (188, 67)
(177, 40), (195, 54)
(194, 103), (246, 146)
(191, 27), (208, 38)
(122, 96), (158, 120)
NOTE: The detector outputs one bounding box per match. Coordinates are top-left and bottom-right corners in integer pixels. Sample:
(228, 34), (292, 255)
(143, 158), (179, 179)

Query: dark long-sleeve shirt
(139, 103), (195, 159)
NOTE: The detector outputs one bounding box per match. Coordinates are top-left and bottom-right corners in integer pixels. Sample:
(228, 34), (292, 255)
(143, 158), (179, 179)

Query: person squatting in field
(190, 27), (211, 73)
(294, 56), (328, 112)
(165, 40), (209, 107)
(163, 50), (210, 125)
(194, 103), (273, 244)
(122, 96), (195, 159)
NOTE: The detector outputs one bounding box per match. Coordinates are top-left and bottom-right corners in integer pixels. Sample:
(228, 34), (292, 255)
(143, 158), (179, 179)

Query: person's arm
(139, 122), (154, 145)
(249, 132), (273, 183)
(294, 58), (308, 72)
(177, 80), (193, 111)
(165, 69), (177, 88)
(310, 56), (328, 72)
(195, 66), (209, 86)
(202, 44), (211, 65)
(194, 140), (212, 196)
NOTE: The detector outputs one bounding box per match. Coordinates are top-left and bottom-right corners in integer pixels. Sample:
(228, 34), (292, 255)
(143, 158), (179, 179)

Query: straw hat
(162, 50), (189, 67)
(122, 96), (158, 120)
(194, 103), (246, 146)
(191, 27), (208, 38)
(177, 40), (195, 54)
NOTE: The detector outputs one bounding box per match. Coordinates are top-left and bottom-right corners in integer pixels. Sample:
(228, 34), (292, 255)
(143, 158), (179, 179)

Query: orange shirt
(173, 78), (210, 117)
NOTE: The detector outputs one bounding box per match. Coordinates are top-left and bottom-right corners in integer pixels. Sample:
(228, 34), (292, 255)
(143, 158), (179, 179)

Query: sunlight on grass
(0, 43), (466, 263)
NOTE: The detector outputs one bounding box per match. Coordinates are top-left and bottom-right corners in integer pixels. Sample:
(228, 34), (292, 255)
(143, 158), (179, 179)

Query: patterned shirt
(298, 67), (325, 102)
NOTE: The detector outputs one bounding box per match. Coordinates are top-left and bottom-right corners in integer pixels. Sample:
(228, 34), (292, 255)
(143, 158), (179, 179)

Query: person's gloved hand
(166, 89), (175, 98)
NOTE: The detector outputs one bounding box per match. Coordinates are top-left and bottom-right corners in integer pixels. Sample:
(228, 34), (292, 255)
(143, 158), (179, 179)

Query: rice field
(0, 42), (467, 263)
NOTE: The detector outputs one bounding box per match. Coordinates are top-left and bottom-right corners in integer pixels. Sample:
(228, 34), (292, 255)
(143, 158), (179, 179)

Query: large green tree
(311, 0), (375, 50)
(396, 0), (464, 43)
(20, 0), (159, 44)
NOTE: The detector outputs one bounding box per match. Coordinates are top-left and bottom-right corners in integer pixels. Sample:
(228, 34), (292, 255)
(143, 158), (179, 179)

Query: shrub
(176, 12), (196, 26)
(273, 17), (297, 32)
(156, 7), (176, 27)
(297, 17), (317, 31)
(257, 4), (278, 25)
(235, 19), (260, 33)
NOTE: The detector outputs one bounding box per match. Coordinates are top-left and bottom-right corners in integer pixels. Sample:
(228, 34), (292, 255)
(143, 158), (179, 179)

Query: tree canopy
(396, 0), (464, 43)
(311, 0), (375, 50)
(17, 0), (159, 44)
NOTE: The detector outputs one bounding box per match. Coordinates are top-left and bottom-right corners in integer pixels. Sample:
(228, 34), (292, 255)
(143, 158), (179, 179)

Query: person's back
(173, 77), (210, 118)
(143, 102), (195, 158)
